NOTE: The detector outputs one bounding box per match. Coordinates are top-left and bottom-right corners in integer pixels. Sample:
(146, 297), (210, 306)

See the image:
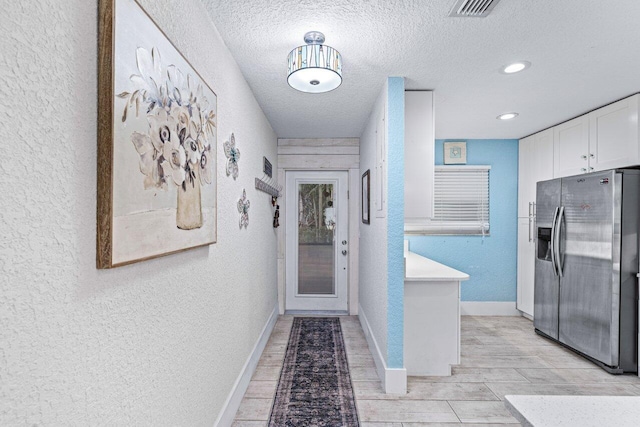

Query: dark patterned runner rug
(268, 317), (360, 427)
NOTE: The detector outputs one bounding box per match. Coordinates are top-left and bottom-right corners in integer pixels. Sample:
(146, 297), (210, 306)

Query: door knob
(342, 240), (347, 245)
(342, 250), (348, 256)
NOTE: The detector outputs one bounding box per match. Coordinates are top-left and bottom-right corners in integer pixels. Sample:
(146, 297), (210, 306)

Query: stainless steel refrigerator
(534, 169), (640, 373)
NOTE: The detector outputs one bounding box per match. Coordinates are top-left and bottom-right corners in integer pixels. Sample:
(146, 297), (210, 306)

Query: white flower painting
(97, 0), (217, 268)
(119, 47), (216, 195)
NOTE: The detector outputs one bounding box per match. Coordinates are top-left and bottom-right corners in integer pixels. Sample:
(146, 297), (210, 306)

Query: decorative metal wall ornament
(224, 133), (240, 179)
(238, 189), (250, 228)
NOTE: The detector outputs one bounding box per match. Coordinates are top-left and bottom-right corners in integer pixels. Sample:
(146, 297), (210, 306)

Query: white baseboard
(215, 305), (279, 427)
(358, 304), (407, 394)
(460, 301), (522, 316)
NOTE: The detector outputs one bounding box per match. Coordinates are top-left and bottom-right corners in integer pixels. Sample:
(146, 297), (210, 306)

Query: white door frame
(285, 171), (349, 312)
(275, 138), (361, 316)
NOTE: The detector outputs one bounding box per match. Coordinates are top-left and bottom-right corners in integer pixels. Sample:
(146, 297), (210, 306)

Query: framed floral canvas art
(97, 0), (217, 268)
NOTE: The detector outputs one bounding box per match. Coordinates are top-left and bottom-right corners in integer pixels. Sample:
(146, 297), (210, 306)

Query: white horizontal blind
(431, 165), (490, 235)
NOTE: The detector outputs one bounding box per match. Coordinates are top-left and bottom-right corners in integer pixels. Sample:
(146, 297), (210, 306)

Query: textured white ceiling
(203, 0), (640, 139)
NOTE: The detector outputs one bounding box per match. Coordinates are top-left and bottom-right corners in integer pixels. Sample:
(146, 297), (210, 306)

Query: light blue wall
(386, 78), (404, 368)
(406, 139), (518, 302)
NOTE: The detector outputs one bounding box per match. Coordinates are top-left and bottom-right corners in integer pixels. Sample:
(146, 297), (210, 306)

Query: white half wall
(0, 1), (278, 425)
(358, 82), (389, 364)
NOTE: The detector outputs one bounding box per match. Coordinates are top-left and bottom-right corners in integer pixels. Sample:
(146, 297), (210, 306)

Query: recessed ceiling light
(501, 61), (531, 74)
(497, 112), (519, 120)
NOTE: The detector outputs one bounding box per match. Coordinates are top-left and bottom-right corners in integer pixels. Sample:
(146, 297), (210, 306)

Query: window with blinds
(430, 165), (490, 235)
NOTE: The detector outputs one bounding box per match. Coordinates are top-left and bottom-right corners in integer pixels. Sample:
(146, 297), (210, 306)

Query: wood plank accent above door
(278, 138), (359, 147)
(277, 138), (360, 170)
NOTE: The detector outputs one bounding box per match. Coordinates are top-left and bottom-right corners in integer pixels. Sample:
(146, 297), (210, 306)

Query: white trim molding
(215, 306), (279, 427)
(460, 301), (522, 316)
(358, 304), (407, 394)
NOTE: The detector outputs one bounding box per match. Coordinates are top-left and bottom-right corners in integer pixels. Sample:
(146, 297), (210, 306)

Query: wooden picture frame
(361, 169), (370, 224)
(97, 0), (217, 268)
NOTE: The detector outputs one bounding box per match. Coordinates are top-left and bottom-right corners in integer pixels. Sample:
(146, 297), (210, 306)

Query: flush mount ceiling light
(501, 61), (531, 74)
(497, 112), (519, 120)
(287, 31), (342, 93)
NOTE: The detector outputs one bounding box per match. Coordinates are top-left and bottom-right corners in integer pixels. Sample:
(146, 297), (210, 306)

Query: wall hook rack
(255, 177), (281, 198)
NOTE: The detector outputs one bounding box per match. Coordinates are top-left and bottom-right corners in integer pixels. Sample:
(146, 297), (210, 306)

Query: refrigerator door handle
(551, 207), (559, 276)
(533, 202), (537, 242)
(554, 206), (565, 277)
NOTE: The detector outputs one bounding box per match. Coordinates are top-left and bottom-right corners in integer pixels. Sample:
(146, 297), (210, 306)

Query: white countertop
(504, 395), (640, 427)
(404, 250), (469, 282)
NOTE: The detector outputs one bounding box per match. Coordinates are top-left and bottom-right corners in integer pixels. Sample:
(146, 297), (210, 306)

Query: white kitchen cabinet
(554, 94), (640, 177)
(404, 90), (434, 230)
(517, 129), (552, 317)
(518, 129), (553, 218)
(589, 94), (640, 171)
(553, 115), (590, 177)
(519, 94), (640, 318)
(517, 217), (536, 317)
(517, 135), (534, 218)
(404, 250), (468, 376)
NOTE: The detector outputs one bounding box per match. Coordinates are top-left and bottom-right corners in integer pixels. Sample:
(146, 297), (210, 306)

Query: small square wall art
(444, 141), (467, 164)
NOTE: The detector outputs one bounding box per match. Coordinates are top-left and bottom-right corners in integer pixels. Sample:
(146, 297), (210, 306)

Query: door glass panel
(297, 183), (335, 295)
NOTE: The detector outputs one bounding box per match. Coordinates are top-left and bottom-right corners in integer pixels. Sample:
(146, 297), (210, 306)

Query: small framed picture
(361, 170), (370, 224)
(444, 141), (467, 164)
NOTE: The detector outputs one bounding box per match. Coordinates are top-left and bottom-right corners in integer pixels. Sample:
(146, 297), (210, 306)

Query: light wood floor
(232, 315), (640, 426)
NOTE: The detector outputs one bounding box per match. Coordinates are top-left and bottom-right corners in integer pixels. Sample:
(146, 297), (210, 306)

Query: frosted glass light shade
(287, 44), (342, 93)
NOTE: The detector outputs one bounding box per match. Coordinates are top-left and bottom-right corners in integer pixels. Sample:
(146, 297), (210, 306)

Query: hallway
(233, 315), (640, 425)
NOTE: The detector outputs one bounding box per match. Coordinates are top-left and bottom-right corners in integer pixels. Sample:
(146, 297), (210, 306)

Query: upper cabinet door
(519, 129), (555, 218)
(534, 128), (554, 183)
(553, 115), (590, 177)
(589, 94), (639, 172)
(404, 91), (434, 226)
(518, 135), (534, 218)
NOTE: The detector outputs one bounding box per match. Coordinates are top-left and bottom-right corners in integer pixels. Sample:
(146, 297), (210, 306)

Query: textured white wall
(358, 82), (389, 360)
(0, 0), (278, 425)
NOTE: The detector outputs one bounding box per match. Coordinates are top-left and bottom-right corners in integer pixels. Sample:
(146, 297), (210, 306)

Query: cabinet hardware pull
(581, 155), (587, 160)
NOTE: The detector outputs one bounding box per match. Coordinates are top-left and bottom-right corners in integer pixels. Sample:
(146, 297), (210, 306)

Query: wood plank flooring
(232, 315), (640, 426)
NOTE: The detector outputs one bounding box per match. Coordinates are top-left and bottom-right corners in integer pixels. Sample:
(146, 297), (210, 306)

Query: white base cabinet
(404, 250), (469, 376)
(517, 217), (536, 316)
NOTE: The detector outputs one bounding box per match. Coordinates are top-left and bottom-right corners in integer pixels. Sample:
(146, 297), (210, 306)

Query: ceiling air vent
(449, 0), (501, 17)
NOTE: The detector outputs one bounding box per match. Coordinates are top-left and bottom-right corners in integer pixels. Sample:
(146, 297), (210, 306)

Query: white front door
(285, 171), (349, 312)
